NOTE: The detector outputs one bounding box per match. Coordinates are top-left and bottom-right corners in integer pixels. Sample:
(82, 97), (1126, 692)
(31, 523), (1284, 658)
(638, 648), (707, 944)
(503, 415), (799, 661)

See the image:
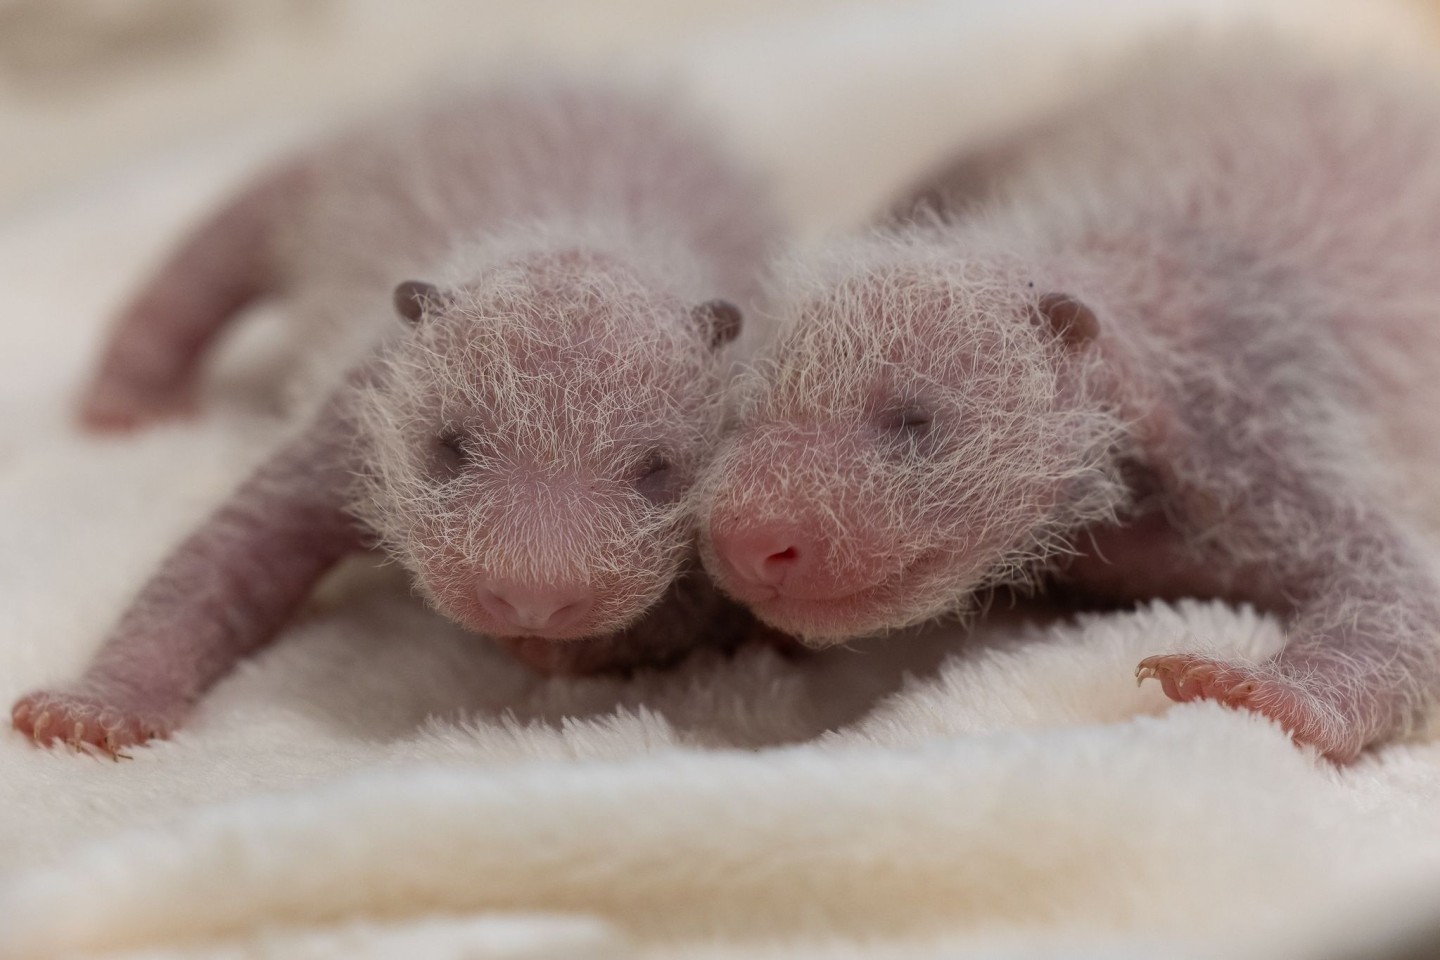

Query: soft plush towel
(4, 1), (1440, 957)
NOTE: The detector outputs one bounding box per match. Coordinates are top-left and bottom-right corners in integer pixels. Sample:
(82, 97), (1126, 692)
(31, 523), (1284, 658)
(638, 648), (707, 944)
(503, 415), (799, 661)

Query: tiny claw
(31, 711), (52, 739)
(1136, 665), (1156, 686)
(73, 721), (85, 742)
(1227, 680), (1259, 699)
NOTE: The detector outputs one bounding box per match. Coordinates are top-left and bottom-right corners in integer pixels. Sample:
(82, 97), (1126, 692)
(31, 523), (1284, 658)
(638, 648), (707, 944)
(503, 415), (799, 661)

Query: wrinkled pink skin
(21, 88), (782, 754)
(704, 43), (1440, 761)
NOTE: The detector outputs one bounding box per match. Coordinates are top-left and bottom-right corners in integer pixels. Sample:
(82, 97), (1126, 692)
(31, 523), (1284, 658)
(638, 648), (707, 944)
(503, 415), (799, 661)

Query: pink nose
(475, 583), (594, 633)
(713, 529), (809, 588)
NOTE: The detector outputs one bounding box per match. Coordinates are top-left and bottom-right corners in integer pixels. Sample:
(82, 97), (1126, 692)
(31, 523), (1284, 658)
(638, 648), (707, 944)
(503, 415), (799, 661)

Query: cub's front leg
(1132, 509), (1440, 762)
(1066, 486), (1440, 761)
(1122, 416), (1440, 762)
(12, 419), (363, 754)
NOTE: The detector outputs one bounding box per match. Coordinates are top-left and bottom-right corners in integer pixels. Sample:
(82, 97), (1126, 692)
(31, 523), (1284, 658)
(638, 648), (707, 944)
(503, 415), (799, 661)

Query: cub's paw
(1136, 654), (1357, 761)
(11, 688), (179, 757)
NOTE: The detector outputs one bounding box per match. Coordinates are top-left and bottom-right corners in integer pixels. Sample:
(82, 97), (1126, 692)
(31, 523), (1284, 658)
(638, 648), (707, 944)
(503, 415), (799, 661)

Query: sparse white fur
(702, 30), (1440, 758)
(282, 79), (782, 641)
(709, 231), (1130, 624)
(351, 222), (732, 631)
(9, 77), (783, 754)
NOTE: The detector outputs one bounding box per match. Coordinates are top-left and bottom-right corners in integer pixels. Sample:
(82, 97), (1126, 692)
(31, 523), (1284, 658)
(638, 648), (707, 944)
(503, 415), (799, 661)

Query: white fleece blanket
(6, 2), (1440, 958)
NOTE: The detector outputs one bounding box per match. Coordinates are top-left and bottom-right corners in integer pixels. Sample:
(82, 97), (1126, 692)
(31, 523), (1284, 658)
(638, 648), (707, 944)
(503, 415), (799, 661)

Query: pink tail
(78, 165), (302, 431)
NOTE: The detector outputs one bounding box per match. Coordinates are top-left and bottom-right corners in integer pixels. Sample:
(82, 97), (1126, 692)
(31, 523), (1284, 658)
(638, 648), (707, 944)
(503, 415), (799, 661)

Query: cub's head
(701, 236), (1125, 641)
(352, 244), (742, 640)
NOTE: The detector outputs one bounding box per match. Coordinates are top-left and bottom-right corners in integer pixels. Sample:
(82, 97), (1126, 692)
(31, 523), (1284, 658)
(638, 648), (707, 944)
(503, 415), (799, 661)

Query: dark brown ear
(393, 280), (443, 325)
(1036, 292), (1099, 347)
(691, 299), (743, 349)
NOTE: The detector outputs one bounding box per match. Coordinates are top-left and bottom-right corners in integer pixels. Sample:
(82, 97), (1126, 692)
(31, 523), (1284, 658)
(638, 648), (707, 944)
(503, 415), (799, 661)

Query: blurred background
(4, 0), (1439, 218)
(1, 0), (1437, 420)
(0, 0), (853, 213)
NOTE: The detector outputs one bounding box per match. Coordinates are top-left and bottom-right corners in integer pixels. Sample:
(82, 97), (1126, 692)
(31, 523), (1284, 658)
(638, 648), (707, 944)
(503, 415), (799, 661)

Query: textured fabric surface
(3, 1), (1440, 957)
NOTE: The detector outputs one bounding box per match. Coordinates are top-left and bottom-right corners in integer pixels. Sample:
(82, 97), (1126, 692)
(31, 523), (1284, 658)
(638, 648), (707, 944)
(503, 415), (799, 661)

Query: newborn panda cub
(12, 81), (781, 753)
(701, 34), (1440, 761)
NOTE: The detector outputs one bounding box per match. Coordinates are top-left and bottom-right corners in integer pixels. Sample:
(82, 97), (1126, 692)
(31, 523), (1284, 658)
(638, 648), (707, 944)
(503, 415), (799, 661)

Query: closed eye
(897, 409), (931, 430)
(880, 405), (934, 433)
(433, 430), (472, 475)
(632, 450), (680, 503)
(874, 403), (939, 459)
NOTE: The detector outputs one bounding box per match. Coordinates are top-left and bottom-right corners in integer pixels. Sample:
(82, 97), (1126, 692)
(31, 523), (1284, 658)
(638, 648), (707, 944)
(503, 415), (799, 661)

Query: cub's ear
(393, 280), (445, 325)
(691, 299), (743, 349)
(1035, 292), (1099, 347)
